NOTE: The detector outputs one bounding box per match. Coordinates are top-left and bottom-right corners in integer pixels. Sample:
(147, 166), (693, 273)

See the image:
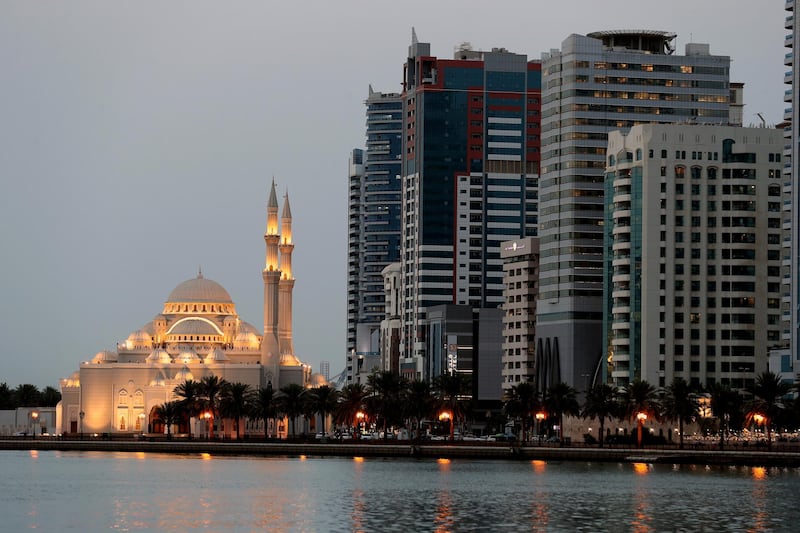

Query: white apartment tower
(605, 124), (783, 389)
(500, 237), (540, 393)
(537, 31), (731, 389)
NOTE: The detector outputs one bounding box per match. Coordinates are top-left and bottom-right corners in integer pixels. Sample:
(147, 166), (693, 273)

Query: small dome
(166, 273), (233, 304)
(125, 330), (152, 349)
(174, 366), (194, 382)
(204, 347), (230, 364)
(92, 350), (118, 364)
(149, 374), (167, 387)
(146, 348), (172, 364)
(176, 347), (201, 364)
(309, 373), (329, 387)
(233, 330), (259, 349)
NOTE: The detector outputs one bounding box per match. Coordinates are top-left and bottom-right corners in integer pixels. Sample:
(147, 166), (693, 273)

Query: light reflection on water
(1, 450), (800, 532)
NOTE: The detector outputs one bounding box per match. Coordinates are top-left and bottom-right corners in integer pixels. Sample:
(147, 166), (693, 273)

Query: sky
(0, 0), (788, 389)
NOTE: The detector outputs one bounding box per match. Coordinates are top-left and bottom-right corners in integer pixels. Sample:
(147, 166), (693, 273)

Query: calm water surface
(1, 450), (799, 532)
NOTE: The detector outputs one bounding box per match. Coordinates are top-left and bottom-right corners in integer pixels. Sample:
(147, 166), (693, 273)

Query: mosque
(58, 181), (326, 437)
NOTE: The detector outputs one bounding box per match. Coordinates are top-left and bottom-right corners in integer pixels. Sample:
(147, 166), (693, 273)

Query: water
(2, 450), (799, 532)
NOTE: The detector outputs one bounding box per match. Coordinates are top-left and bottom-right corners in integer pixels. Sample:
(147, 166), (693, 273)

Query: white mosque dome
(125, 329), (152, 349)
(174, 366), (194, 382)
(91, 350), (118, 364)
(146, 348), (173, 364)
(239, 321), (260, 335)
(176, 347), (201, 364)
(166, 273), (233, 304)
(308, 373), (329, 387)
(204, 347), (230, 364)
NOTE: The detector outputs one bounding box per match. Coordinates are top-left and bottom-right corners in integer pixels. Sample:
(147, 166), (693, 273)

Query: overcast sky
(0, 1), (786, 388)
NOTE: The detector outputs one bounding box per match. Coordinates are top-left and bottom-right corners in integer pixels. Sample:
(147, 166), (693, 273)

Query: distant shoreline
(2, 439), (800, 467)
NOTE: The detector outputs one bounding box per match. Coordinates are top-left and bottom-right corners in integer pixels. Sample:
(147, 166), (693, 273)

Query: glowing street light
(30, 411), (39, 438)
(202, 411), (212, 440)
(355, 411), (365, 439)
(438, 411), (453, 441)
(636, 412), (648, 448)
(535, 412), (546, 444)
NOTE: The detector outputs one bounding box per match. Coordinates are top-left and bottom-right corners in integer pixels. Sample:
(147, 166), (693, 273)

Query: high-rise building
(779, 1), (799, 382)
(537, 31), (731, 389)
(500, 237), (540, 393)
(345, 88), (403, 385)
(400, 31), (541, 380)
(605, 124), (783, 389)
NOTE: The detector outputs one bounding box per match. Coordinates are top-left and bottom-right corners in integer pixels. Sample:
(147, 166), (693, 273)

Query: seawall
(2, 439), (800, 467)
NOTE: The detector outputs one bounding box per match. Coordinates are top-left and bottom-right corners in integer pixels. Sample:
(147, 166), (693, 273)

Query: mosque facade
(58, 181), (321, 437)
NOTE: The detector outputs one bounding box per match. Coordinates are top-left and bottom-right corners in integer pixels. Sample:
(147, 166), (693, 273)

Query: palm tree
(404, 380), (436, 441)
(434, 372), (470, 441)
(335, 383), (367, 437)
(305, 385), (339, 436)
(198, 375), (228, 439)
(0, 383), (13, 410)
(277, 383), (306, 438)
(219, 382), (252, 440)
(366, 371), (407, 440)
(503, 382), (540, 444)
(709, 383), (742, 450)
(40, 386), (62, 407)
(154, 401), (182, 439)
(747, 371), (793, 449)
(13, 384), (40, 407)
(662, 377), (698, 449)
(544, 382), (580, 446)
(173, 379), (202, 438)
(248, 384), (279, 440)
(581, 383), (618, 448)
(618, 379), (661, 448)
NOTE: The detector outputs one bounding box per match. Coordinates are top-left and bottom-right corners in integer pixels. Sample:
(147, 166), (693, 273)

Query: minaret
(278, 191), (296, 359)
(261, 179), (281, 383)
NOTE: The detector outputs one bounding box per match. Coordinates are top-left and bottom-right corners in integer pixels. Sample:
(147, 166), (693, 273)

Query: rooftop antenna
(756, 113), (766, 128)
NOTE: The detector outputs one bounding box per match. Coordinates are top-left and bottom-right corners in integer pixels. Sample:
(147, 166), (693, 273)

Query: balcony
(786, 71), (794, 84)
(786, 34), (794, 48)
(786, 52), (794, 66)
(788, 15), (795, 29)
(787, 0), (794, 12)
(786, 107), (794, 121)
(785, 88), (794, 103)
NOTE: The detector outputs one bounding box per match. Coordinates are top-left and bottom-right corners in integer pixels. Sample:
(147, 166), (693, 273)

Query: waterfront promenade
(3, 438), (800, 467)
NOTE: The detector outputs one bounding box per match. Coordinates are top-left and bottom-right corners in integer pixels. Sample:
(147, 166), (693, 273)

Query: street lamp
(636, 412), (648, 448)
(355, 411), (365, 439)
(79, 411), (85, 440)
(31, 411), (39, 438)
(202, 411), (212, 440)
(439, 411), (452, 441)
(535, 412), (546, 444)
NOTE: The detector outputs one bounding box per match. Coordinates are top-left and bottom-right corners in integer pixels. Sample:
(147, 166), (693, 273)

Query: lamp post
(439, 411), (452, 441)
(202, 411), (212, 440)
(355, 411), (365, 439)
(79, 411), (85, 440)
(535, 412), (546, 445)
(636, 412), (648, 448)
(752, 413), (765, 440)
(31, 411), (39, 439)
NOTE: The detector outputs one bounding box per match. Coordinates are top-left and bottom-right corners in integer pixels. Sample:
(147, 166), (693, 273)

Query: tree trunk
(599, 419), (605, 448)
(678, 418), (684, 450)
